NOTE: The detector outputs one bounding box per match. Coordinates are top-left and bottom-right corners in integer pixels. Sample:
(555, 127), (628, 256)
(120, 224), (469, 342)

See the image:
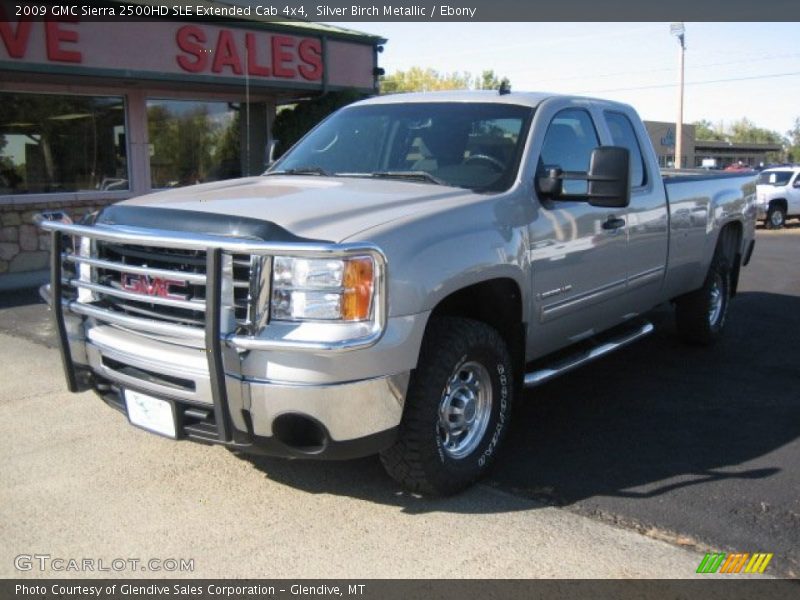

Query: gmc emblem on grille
(121, 273), (189, 300)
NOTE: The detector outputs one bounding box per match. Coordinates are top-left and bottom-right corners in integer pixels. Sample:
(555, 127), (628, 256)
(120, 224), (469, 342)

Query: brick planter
(0, 200), (116, 275)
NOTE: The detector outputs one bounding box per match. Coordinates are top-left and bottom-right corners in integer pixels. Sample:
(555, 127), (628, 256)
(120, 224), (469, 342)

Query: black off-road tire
(766, 204), (786, 230)
(380, 317), (514, 496)
(675, 255), (731, 346)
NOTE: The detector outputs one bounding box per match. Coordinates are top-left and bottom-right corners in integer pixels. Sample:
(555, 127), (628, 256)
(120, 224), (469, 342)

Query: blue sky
(336, 22), (800, 136)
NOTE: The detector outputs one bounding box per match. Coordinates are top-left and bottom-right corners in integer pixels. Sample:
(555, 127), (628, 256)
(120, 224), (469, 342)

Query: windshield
(271, 102), (534, 192)
(757, 170), (793, 186)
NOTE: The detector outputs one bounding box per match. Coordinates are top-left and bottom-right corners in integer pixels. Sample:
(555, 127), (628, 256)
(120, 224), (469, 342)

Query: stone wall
(0, 199), (116, 276)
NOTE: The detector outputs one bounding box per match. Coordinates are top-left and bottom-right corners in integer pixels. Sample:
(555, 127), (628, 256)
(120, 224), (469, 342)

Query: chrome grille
(97, 243), (207, 327)
(62, 241), (253, 332)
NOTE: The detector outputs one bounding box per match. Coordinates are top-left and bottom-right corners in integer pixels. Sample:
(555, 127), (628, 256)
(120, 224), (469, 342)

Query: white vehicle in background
(756, 166), (800, 229)
(701, 158), (718, 170)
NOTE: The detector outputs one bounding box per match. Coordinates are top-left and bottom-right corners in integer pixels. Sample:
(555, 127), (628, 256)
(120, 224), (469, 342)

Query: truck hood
(118, 175), (478, 242)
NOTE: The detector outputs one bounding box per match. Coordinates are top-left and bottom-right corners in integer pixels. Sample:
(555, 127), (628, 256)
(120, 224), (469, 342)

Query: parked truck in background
(39, 91), (757, 495)
(756, 165), (800, 229)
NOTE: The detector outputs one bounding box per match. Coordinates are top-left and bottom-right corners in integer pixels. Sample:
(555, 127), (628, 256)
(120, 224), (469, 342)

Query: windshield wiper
(368, 171), (447, 186)
(268, 167), (332, 177)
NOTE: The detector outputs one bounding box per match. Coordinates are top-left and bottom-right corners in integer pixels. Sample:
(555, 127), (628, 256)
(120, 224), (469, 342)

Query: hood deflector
(96, 205), (329, 243)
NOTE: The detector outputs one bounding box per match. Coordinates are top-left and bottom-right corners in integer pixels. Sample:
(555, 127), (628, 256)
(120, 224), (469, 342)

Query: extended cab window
(538, 109), (599, 195)
(605, 111), (647, 187)
(272, 103), (533, 192)
(757, 170), (793, 186)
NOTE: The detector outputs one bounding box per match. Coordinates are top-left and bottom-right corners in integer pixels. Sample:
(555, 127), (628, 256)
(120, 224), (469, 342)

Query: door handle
(602, 216), (626, 231)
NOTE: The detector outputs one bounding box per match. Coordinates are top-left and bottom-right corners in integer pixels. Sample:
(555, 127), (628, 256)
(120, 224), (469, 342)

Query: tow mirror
(536, 146), (631, 208)
(586, 146), (631, 207)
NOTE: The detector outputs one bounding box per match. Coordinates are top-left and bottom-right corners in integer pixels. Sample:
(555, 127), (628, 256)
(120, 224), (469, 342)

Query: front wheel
(675, 255), (731, 346)
(380, 317), (514, 496)
(766, 205), (786, 229)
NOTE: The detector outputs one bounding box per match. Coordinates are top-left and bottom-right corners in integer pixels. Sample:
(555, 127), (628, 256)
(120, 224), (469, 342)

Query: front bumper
(54, 311), (409, 459)
(93, 368), (406, 460)
(61, 318), (411, 459)
(40, 223), (422, 460)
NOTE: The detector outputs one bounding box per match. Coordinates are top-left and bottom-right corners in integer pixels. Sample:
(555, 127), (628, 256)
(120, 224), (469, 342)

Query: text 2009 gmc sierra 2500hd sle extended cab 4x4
(39, 91), (756, 495)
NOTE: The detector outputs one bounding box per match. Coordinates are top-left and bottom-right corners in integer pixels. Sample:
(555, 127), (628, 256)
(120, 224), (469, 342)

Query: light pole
(670, 22), (686, 169)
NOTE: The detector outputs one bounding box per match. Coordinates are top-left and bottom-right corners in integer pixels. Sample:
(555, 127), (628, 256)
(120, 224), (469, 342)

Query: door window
(605, 111), (647, 187)
(538, 109), (599, 195)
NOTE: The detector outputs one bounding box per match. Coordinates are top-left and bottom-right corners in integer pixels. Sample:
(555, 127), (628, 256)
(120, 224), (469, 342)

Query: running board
(523, 321), (654, 388)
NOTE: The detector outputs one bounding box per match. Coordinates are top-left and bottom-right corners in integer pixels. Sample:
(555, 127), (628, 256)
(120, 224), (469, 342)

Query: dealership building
(0, 8), (383, 288)
(644, 121), (782, 169)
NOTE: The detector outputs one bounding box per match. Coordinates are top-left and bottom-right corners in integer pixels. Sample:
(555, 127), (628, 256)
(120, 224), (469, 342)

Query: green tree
(693, 117), (786, 163)
(693, 119), (725, 142)
(694, 117), (783, 145)
(380, 67), (472, 94)
(728, 117), (784, 145)
(379, 67), (511, 94)
(475, 70), (510, 91)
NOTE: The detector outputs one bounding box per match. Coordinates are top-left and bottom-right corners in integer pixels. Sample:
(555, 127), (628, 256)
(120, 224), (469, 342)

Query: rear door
(601, 110), (669, 319)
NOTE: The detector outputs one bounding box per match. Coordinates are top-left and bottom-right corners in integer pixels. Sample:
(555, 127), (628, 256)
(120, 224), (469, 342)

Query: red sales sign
(1, 12), (324, 83)
(175, 25), (322, 80)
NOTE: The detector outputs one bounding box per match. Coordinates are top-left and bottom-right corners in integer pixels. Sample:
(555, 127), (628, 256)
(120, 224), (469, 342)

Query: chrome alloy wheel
(438, 361), (493, 459)
(708, 272), (724, 326)
(770, 210), (784, 228)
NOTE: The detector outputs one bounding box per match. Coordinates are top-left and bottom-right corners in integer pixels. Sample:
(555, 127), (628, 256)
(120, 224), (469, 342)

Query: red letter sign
(45, 18), (82, 63)
(271, 35), (295, 78)
(176, 25), (208, 73)
(212, 29), (243, 75)
(245, 33), (270, 77)
(298, 39), (323, 81)
(0, 8), (33, 58)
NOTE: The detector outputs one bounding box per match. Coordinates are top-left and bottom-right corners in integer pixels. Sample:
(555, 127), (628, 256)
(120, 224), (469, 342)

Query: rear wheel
(380, 317), (514, 496)
(675, 254), (731, 346)
(766, 204), (786, 229)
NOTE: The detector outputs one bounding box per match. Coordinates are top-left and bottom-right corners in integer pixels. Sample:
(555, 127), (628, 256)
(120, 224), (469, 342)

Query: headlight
(271, 256), (375, 322)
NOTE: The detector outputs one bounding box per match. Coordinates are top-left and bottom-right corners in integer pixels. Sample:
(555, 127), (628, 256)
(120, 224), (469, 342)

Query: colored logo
(696, 552), (773, 574)
(121, 273), (188, 300)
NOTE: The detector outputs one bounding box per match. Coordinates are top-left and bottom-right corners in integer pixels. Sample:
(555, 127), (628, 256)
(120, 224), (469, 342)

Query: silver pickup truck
(40, 91), (756, 495)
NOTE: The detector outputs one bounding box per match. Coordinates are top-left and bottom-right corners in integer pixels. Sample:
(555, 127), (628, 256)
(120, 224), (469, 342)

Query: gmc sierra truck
(39, 91), (757, 495)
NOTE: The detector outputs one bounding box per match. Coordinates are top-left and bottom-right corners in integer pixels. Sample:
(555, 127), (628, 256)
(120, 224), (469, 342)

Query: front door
(788, 173), (800, 216)
(528, 107), (629, 358)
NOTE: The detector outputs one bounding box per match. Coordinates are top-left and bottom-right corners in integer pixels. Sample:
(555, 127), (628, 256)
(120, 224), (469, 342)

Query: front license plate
(124, 390), (177, 439)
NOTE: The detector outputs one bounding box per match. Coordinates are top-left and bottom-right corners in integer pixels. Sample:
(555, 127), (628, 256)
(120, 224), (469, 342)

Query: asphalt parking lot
(494, 226), (800, 577)
(1, 227), (798, 578)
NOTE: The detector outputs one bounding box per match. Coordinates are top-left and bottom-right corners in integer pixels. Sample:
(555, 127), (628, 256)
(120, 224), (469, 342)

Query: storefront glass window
(0, 92), (127, 195)
(147, 100), (241, 188)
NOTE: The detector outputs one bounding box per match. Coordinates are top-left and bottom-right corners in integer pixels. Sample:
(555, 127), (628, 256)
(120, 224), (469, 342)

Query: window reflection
(0, 93), (127, 195)
(147, 100), (241, 189)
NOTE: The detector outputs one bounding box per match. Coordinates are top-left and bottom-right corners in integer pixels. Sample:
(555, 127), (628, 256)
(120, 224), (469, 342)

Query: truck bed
(660, 170), (756, 301)
(660, 168), (757, 183)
